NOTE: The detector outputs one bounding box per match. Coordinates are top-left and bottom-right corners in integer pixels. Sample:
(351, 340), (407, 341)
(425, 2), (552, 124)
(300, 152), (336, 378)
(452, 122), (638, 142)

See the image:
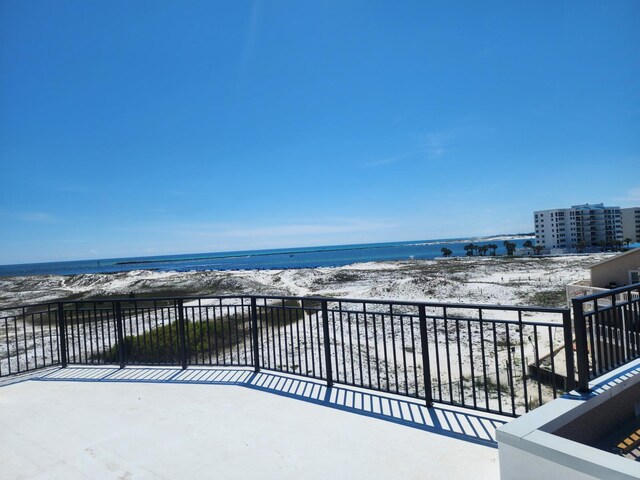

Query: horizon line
(0, 232), (535, 268)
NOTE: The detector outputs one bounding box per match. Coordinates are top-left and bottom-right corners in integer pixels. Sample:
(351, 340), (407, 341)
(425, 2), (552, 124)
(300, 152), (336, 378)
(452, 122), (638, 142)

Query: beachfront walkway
(0, 366), (504, 479)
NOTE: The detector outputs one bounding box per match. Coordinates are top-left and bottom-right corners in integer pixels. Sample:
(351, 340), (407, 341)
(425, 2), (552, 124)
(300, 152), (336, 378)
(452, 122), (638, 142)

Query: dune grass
(101, 299), (305, 363)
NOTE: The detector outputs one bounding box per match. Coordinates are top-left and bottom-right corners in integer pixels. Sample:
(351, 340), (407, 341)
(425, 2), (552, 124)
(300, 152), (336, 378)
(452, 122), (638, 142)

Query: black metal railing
(1, 294), (577, 417)
(572, 283), (640, 392)
(0, 303), (61, 376)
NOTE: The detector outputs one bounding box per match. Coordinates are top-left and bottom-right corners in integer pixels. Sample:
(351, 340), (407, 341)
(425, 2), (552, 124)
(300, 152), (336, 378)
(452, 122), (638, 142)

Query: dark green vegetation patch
(101, 299), (305, 363)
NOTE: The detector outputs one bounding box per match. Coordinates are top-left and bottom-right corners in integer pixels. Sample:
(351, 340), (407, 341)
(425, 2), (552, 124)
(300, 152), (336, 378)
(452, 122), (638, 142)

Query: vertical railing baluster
(251, 297), (260, 373)
(517, 310), (528, 412)
(572, 298), (590, 393)
(177, 299), (187, 370)
(363, 303), (372, 388)
(505, 323), (514, 414)
(418, 305), (433, 407)
(48, 303), (55, 365)
(548, 326), (557, 398)
(322, 300), (333, 387)
(562, 309), (576, 391)
(115, 301), (125, 369)
(611, 295), (622, 365)
(57, 302), (67, 368)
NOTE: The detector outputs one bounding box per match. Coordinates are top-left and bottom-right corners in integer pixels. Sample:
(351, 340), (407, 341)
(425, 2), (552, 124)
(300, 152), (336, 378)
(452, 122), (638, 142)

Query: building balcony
(2, 286), (640, 480)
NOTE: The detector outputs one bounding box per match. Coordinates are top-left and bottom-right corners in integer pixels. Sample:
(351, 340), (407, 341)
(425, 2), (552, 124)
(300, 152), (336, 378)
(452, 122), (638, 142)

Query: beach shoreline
(0, 234), (537, 277)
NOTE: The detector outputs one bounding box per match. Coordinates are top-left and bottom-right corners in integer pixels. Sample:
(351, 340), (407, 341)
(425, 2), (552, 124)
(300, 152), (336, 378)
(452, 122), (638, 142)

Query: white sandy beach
(0, 253), (613, 309)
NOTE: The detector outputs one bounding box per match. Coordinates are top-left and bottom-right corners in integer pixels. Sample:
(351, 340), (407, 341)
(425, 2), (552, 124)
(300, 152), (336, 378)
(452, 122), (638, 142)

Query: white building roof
(589, 248), (640, 270)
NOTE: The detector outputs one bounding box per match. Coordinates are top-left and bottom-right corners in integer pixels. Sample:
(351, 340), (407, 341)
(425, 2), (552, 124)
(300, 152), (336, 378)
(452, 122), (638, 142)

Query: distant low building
(565, 249), (640, 318)
(590, 248), (640, 288)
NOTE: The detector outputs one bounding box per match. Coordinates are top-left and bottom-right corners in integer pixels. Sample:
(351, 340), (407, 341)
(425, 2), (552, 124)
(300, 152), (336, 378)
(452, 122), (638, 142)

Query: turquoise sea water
(0, 237), (530, 277)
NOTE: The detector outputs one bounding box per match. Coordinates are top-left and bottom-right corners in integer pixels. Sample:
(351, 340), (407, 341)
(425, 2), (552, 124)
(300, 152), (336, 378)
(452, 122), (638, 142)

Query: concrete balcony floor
(0, 366), (506, 479)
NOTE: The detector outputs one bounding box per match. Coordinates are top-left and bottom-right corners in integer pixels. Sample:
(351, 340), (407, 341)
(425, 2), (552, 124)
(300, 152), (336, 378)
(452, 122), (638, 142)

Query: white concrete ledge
(497, 359), (640, 480)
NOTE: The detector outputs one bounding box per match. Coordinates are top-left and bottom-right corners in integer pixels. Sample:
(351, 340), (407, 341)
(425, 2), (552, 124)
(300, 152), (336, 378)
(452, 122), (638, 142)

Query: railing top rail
(0, 301), (57, 313)
(572, 282), (640, 303)
(1, 294), (570, 315)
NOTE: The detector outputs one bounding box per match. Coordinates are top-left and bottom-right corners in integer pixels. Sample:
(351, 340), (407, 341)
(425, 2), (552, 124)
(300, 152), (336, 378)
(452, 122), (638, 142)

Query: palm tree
(478, 245), (489, 256)
(596, 240), (606, 252)
(523, 240), (533, 256)
(534, 245), (544, 255)
(503, 240), (516, 256)
(440, 247), (453, 257)
(623, 237), (633, 250)
(464, 243), (475, 256)
(488, 244), (498, 256)
(576, 240), (587, 253)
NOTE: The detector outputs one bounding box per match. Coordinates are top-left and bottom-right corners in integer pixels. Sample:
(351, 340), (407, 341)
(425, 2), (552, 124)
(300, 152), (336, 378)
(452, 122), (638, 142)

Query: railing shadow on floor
(2, 365), (506, 448)
(588, 362), (640, 395)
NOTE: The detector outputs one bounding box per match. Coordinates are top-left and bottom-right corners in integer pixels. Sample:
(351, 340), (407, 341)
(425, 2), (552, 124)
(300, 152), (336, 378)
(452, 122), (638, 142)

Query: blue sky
(1, 1), (638, 264)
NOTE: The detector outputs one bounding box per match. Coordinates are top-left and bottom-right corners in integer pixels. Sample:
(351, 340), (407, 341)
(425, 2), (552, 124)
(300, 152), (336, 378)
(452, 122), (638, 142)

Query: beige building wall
(590, 249), (640, 288)
(621, 207), (640, 243)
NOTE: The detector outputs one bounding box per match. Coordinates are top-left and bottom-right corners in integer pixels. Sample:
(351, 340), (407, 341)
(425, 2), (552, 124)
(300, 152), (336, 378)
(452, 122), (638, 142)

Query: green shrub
(101, 300), (305, 363)
(525, 289), (566, 307)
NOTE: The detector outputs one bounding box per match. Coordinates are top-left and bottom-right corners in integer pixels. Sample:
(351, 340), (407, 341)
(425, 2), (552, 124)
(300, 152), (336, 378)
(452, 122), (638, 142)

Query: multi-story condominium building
(534, 203), (622, 250)
(621, 207), (640, 243)
(534, 208), (571, 250)
(572, 203), (622, 247)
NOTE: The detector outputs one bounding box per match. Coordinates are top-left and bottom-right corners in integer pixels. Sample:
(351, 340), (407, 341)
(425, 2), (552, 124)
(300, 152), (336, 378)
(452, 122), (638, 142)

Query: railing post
(177, 299), (188, 370)
(418, 305), (433, 407)
(251, 297), (260, 373)
(321, 300), (333, 388)
(57, 302), (67, 368)
(115, 301), (125, 369)
(572, 298), (590, 393)
(562, 309), (576, 391)
(611, 294), (622, 365)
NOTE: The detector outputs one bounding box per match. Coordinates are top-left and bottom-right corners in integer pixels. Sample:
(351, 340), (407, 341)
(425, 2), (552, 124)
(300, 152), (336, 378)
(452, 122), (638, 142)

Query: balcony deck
(0, 366), (505, 479)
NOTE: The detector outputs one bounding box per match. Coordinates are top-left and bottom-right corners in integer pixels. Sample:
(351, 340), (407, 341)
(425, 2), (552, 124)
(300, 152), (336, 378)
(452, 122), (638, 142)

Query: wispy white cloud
(362, 127), (456, 168)
(476, 47), (492, 60)
(0, 209), (58, 223)
(168, 189), (191, 196)
(622, 187), (640, 203)
(611, 186), (640, 206)
(132, 218), (399, 248)
(237, 0), (263, 82)
(363, 154), (410, 168)
(423, 131), (450, 159)
(219, 219), (397, 238)
(15, 212), (56, 223)
(52, 185), (91, 194)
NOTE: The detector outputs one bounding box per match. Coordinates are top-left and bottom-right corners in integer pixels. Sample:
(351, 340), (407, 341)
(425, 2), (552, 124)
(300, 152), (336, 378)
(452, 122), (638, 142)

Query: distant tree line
(522, 240), (544, 255)
(439, 241), (524, 258)
(440, 247), (453, 257)
(438, 236), (633, 259)
(443, 243), (500, 257)
(574, 237), (633, 253)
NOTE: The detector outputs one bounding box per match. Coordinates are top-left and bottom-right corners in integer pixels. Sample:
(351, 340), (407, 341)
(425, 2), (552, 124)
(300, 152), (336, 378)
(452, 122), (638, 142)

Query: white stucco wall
(497, 359), (640, 480)
(590, 249), (640, 287)
(499, 443), (599, 480)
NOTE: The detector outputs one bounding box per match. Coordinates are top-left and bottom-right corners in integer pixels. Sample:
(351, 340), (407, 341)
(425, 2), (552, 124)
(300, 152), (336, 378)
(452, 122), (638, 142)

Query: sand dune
(0, 254), (612, 309)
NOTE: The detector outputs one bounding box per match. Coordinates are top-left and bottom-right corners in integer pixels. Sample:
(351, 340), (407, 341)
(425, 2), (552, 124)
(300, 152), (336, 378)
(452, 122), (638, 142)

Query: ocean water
(0, 237), (529, 277)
